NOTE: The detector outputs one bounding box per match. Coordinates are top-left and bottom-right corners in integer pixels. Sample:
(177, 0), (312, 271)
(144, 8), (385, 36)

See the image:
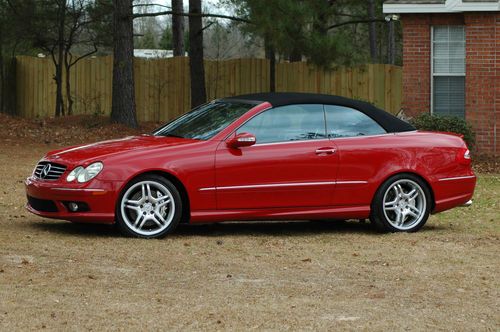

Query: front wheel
(115, 175), (182, 238)
(370, 174), (431, 232)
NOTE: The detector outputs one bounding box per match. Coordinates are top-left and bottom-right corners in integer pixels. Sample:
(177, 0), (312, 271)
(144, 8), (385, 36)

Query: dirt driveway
(0, 125), (498, 331)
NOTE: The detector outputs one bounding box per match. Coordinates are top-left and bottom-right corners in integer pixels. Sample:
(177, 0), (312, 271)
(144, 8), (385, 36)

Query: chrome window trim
(252, 138), (332, 147)
(240, 132), (403, 146)
(328, 132), (399, 141)
(226, 103), (410, 146)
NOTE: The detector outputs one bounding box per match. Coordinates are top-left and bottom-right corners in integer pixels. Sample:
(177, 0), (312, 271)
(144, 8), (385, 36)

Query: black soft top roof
(223, 92), (415, 133)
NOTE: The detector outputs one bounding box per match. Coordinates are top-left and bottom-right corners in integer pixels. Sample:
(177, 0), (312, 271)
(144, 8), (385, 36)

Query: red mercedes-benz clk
(25, 93), (476, 238)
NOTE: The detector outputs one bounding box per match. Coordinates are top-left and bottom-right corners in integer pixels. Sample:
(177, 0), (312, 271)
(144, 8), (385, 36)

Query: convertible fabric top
(223, 92), (415, 133)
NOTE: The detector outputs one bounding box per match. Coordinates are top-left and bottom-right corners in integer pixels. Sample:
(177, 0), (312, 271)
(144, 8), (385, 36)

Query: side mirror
(227, 132), (256, 149)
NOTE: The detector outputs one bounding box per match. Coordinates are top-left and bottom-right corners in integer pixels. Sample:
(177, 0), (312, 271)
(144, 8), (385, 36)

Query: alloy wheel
(120, 180), (175, 237)
(382, 179), (426, 231)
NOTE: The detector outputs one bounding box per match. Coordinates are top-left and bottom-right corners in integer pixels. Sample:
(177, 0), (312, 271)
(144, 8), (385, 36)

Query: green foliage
(222, 0), (396, 67)
(86, 0), (114, 49)
(411, 113), (475, 147)
(135, 28), (157, 49)
(159, 26), (173, 50)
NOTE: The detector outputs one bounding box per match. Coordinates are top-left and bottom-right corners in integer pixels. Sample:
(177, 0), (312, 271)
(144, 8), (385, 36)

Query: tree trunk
(387, 20), (395, 65)
(54, 2), (66, 117)
(265, 37), (275, 92)
(368, 0), (378, 63)
(288, 48), (302, 62)
(188, 0), (207, 108)
(111, 0), (138, 128)
(64, 55), (74, 115)
(172, 0), (185, 56)
(54, 60), (64, 117)
(0, 24), (4, 114)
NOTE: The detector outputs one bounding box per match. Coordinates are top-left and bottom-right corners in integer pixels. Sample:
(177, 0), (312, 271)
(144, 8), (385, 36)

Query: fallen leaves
(0, 113), (159, 148)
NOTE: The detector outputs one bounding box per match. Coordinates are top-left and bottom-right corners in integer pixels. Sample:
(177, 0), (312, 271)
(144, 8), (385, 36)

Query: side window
(238, 104), (326, 144)
(324, 105), (386, 138)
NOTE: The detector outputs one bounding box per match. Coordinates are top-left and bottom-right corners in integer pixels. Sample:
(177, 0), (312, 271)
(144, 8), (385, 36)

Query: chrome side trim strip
(438, 175), (475, 182)
(199, 180), (367, 191)
(199, 187), (216, 191)
(52, 188), (106, 192)
(200, 182), (335, 191)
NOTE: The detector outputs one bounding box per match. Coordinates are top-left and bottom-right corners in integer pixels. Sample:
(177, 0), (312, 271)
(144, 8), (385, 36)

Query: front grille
(27, 195), (58, 212)
(33, 161), (67, 180)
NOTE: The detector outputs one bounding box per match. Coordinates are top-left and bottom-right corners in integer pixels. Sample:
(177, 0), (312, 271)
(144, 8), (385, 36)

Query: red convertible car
(25, 93), (476, 238)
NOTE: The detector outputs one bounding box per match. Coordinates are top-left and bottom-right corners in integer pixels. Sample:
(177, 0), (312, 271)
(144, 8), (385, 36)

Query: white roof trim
(383, 0), (500, 13)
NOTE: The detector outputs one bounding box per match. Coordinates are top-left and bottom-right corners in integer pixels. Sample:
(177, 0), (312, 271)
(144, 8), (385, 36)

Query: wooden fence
(15, 56), (402, 122)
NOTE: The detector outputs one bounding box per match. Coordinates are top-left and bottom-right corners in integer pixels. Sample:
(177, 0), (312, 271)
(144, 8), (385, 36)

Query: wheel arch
(118, 170), (191, 223)
(376, 171), (436, 211)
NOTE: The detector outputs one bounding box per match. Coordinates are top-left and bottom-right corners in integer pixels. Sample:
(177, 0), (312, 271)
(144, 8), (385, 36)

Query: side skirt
(189, 206), (370, 223)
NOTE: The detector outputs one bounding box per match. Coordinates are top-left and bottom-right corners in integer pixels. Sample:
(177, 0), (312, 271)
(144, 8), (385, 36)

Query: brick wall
(401, 14), (431, 118)
(465, 13), (499, 155)
(401, 13), (499, 155)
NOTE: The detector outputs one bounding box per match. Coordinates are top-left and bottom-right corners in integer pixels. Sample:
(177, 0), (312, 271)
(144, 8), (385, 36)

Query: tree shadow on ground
(28, 218), (448, 239)
(29, 221), (119, 238)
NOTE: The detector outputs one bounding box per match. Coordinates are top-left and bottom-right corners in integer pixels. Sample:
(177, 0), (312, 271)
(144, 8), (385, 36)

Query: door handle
(315, 147), (336, 155)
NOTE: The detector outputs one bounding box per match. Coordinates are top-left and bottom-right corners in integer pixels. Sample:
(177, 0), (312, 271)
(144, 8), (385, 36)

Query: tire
(115, 174), (183, 238)
(370, 174), (431, 233)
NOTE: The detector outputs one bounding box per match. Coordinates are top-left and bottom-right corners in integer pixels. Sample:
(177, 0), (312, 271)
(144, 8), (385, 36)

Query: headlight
(66, 166), (84, 182)
(66, 162), (103, 183)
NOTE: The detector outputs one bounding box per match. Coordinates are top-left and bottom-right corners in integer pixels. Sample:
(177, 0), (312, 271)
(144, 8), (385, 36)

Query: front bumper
(25, 177), (120, 223)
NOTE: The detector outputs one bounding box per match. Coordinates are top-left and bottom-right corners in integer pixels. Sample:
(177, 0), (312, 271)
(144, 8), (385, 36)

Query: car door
(215, 104), (339, 210)
(324, 104), (390, 207)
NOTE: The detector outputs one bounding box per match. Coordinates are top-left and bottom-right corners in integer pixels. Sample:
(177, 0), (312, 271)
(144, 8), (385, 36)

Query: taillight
(464, 149), (471, 160)
(457, 148), (472, 165)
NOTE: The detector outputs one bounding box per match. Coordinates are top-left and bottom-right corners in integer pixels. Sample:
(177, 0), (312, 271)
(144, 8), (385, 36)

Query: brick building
(383, 0), (499, 155)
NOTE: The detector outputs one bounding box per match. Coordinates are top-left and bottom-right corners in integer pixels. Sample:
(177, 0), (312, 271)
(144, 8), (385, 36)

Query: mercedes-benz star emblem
(40, 164), (51, 179)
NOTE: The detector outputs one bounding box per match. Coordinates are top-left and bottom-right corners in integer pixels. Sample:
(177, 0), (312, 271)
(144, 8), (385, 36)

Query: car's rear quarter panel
(333, 131), (475, 212)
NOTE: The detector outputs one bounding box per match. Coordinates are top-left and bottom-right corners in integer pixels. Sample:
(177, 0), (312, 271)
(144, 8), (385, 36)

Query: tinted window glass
(325, 105), (386, 138)
(238, 104), (326, 144)
(153, 101), (253, 140)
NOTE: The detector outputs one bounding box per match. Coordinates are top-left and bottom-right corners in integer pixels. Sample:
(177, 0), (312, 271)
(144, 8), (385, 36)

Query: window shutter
(432, 26), (465, 118)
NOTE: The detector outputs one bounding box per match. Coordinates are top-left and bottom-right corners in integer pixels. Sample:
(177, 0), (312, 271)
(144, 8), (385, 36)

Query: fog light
(63, 201), (90, 212)
(68, 202), (79, 212)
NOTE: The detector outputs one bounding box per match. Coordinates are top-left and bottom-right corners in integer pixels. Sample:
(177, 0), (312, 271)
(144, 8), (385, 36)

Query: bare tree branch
(132, 11), (252, 24)
(69, 44), (98, 68)
(201, 21), (215, 32)
(327, 18), (386, 30)
(132, 4), (172, 9)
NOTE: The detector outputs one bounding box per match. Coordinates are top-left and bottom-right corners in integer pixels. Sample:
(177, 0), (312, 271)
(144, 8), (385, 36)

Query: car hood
(45, 135), (199, 164)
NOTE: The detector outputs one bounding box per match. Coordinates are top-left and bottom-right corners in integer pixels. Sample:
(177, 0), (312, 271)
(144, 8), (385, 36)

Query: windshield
(153, 101), (255, 140)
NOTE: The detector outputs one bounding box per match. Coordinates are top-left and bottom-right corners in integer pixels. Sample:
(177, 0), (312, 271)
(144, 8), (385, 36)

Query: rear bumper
(432, 174), (476, 213)
(25, 177), (120, 223)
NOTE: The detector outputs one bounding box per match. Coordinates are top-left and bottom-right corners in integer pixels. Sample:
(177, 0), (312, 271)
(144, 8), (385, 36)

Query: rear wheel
(370, 174), (431, 232)
(115, 175), (182, 238)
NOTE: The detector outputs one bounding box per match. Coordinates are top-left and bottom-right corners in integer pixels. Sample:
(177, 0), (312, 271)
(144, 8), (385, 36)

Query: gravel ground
(0, 118), (498, 331)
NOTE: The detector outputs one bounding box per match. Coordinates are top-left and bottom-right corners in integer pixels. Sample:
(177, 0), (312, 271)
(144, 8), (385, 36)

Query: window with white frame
(432, 26), (465, 118)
